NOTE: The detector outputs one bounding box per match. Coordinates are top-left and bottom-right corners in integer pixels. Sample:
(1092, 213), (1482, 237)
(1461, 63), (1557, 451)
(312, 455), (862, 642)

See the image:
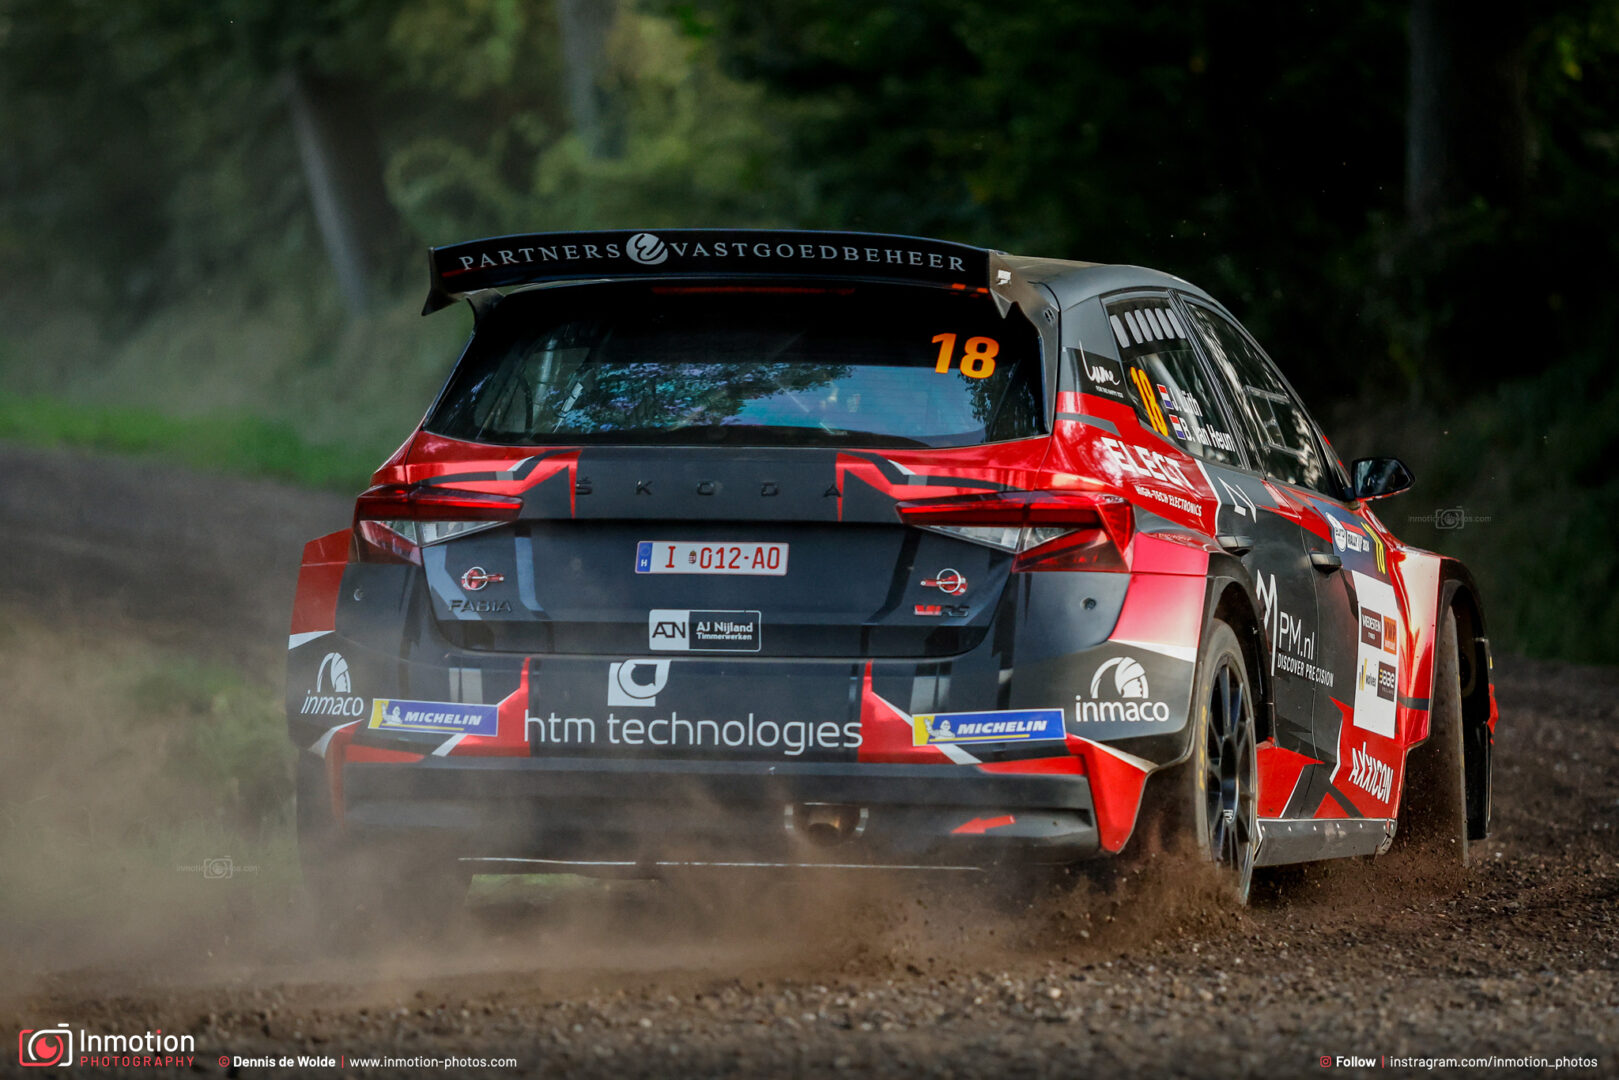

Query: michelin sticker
(912, 709), (1066, 747)
(370, 698), (498, 736)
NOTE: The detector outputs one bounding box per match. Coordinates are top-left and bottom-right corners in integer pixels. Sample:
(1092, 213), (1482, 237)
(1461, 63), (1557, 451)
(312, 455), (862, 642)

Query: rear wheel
(1395, 608), (1469, 864)
(1131, 620), (1259, 903)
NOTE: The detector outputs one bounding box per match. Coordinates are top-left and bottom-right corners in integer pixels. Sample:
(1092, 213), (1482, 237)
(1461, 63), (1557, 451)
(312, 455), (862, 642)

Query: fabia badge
(459, 566), (505, 591)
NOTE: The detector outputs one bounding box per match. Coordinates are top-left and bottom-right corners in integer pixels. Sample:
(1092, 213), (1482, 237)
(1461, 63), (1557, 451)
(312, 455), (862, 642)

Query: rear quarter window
(1098, 295), (1243, 466)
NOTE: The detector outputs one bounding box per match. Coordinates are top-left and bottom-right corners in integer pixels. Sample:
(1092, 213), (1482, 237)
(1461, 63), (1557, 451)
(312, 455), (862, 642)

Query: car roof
(997, 255), (1221, 310)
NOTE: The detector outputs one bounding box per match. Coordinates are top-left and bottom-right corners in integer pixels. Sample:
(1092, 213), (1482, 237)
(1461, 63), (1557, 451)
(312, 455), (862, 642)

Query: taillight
(895, 491), (1133, 572)
(352, 483), (523, 563)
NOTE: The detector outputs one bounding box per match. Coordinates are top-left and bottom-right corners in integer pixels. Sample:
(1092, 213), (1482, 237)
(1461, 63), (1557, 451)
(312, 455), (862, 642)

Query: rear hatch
(363, 281), (1062, 659)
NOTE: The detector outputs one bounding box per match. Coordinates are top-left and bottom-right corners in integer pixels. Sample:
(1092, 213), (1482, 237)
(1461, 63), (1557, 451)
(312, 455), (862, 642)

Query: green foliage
(128, 658), (294, 834)
(1331, 348), (1619, 665)
(0, 393), (379, 490)
(1, 0), (1617, 662)
(671, 0), (1412, 402)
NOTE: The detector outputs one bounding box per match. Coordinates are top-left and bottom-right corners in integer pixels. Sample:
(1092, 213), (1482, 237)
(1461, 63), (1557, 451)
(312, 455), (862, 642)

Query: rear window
(424, 283), (1045, 448)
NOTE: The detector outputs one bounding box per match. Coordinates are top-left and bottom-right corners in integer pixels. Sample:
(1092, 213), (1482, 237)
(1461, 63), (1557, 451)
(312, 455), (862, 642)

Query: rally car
(288, 229), (1496, 913)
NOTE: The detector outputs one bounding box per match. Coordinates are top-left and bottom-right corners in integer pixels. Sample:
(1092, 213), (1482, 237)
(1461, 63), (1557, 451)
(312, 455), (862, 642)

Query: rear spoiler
(422, 229), (994, 314)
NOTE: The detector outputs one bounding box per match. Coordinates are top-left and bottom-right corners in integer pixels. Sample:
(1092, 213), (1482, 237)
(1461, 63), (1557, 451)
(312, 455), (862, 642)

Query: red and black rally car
(288, 230), (1496, 911)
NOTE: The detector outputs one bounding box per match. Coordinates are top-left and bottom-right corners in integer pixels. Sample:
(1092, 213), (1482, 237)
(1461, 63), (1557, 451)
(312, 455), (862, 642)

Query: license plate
(635, 540), (788, 576)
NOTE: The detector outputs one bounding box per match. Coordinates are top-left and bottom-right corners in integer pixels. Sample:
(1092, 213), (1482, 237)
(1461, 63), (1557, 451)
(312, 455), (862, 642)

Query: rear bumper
(317, 755), (1099, 869)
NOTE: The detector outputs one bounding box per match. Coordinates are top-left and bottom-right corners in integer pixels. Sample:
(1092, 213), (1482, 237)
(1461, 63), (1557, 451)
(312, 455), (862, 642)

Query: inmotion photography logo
(18, 1025), (70, 1067)
(18, 1023), (196, 1069)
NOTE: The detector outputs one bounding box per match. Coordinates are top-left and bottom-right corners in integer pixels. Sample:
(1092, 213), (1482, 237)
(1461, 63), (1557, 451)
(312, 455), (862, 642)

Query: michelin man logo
(1090, 656), (1150, 699)
(626, 232), (668, 265)
(608, 660), (670, 707)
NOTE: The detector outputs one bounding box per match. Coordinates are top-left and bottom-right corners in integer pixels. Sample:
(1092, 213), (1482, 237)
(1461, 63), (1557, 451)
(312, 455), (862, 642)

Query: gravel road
(0, 444), (1613, 1078)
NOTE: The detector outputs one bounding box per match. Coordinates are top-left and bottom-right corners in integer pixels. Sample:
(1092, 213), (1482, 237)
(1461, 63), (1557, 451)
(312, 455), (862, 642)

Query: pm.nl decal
(912, 709), (1066, 746)
(370, 698), (499, 736)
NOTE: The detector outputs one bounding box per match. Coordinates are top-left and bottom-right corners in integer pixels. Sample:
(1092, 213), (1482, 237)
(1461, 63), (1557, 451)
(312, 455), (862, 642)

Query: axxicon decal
(1346, 742), (1394, 802)
(608, 659), (670, 707)
(912, 708), (1066, 746)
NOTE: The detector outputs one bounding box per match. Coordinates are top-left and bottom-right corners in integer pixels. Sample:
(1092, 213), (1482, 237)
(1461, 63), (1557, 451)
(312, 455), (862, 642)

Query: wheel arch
(1205, 565), (1272, 746)
(1437, 559), (1495, 841)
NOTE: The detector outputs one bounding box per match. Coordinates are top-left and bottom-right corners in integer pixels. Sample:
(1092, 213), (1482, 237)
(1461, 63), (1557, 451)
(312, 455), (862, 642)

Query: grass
(0, 280), (470, 493)
(0, 392), (386, 491)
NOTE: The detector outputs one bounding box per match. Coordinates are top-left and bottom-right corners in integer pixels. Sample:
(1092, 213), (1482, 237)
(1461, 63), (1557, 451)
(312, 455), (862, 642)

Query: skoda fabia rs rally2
(287, 229), (1497, 914)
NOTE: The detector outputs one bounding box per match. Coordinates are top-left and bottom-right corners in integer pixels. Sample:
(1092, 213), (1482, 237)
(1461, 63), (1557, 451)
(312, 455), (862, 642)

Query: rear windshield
(424, 283), (1045, 448)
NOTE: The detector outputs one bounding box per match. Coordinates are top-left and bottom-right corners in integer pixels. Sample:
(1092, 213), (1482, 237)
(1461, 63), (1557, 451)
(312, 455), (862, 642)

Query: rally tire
(1130, 619), (1259, 904)
(1395, 608), (1469, 864)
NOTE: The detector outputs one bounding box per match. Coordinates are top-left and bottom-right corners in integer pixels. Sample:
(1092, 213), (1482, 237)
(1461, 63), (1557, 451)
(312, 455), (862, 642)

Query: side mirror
(1351, 457), (1414, 501)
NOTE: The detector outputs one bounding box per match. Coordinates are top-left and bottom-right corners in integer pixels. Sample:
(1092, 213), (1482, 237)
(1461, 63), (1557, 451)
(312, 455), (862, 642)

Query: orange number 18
(930, 333), (999, 379)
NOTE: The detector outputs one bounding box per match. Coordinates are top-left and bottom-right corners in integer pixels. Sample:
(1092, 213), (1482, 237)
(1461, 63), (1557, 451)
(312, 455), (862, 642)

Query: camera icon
(19, 1026), (72, 1067)
(1434, 506), (1466, 530)
(202, 857), (234, 880)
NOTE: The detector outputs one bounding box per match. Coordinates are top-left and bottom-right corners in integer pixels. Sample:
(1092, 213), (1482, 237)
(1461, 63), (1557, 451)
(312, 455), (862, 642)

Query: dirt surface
(1, 443), (1615, 1078)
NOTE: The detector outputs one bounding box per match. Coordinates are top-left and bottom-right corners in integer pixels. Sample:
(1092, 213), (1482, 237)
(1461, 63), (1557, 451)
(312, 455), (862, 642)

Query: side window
(1182, 302), (1331, 493)
(1100, 295), (1243, 466)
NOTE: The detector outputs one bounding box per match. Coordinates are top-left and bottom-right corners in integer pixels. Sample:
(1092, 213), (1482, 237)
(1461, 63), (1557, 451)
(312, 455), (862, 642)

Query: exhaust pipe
(795, 803), (866, 847)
